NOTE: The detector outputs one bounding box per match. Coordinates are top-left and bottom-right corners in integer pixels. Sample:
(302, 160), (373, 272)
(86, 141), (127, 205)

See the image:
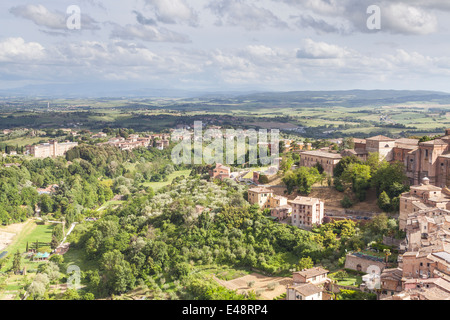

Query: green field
(329, 271), (363, 287)
(142, 170), (192, 191)
(1, 221), (54, 270)
(0, 220), (56, 300)
(1, 136), (46, 147)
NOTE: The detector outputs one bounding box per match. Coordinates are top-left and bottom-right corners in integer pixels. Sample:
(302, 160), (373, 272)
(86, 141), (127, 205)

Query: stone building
(299, 150), (342, 176)
(26, 140), (78, 158)
(399, 177), (450, 231)
(344, 252), (386, 273)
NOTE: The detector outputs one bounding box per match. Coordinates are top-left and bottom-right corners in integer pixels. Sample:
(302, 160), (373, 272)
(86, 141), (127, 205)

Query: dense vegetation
(0, 144), (183, 225)
(57, 174), (401, 300)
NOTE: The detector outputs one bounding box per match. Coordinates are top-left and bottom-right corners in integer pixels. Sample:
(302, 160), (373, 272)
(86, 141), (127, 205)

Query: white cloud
(296, 39), (351, 59)
(207, 0), (288, 30)
(382, 3), (438, 35)
(110, 24), (190, 43)
(144, 0), (198, 26)
(9, 4), (99, 31)
(0, 37), (46, 62)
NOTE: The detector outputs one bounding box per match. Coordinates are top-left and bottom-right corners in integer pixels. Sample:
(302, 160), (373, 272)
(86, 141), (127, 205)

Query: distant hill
(1, 86), (450, 108)
(224, 90), (450, 107)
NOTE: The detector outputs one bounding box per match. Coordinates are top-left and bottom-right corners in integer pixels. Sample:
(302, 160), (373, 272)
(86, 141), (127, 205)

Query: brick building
(299, 150), (342, 176)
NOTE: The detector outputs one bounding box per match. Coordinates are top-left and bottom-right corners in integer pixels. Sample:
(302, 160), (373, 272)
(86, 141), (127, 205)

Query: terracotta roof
(381, 268), (403, 282)
(395, 138), (419, 146)
(295, 267), (329, 279)
(248, 187), (273, 194)
(411, 184), (442, 192)
(289, 283), (322, 297)
(417, 286), (450, 300)
(300, 150), (343, 159)
(290, 197), (322, 206)
(366, 135), (395, 141)
(420, 139), (448, 146)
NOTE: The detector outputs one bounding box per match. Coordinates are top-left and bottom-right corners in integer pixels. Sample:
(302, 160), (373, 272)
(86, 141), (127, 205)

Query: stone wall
(344, 253), (386, 273)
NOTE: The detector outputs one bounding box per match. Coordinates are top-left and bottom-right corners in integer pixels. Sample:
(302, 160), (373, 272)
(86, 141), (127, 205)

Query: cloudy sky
(2, 0), (450, 94)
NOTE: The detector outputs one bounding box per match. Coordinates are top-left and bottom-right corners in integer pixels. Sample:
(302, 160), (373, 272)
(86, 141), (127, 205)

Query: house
(91, 132), (107, 139)
(293, 267), (329, 285)
(33, 252), (50, 261)
(286, 267), (329, 300)
(247, 187), (273, 209)
(286, 283), (323, 300)
(380, 268), (403, 298)
(270, 205), (292, 220)
(290, 196), (324, 230)
(210, 163), (231, 180)
(37, 184), (58, 195)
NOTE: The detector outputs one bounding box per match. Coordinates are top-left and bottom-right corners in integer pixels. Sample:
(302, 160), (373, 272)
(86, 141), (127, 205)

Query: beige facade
(290, 196), (324, 230)
(399, 177), (450, 231)
(293, 267), (329, 285)
(299, 150), (342, 176)
(286, 283), (323, 300)
(26, 140), (78, 158)
(247, 187), (273, 209)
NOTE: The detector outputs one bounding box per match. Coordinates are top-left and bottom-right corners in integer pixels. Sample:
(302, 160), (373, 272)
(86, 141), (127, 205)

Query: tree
(377, 191), (391, 212)
(63, 288), (81, 300)
(333, 156), (361, 178)
(49, 254), (64, 266)
(297, 256), (314, 271)
(341, 196), (353, 208)
(12, 251), (21, 274)
(258, 175), (269, 185)
(50, 236), (59, 250)
(372, 161), (408, 199)
(335, 270), (348, 281)
(82, 292), (95, 300)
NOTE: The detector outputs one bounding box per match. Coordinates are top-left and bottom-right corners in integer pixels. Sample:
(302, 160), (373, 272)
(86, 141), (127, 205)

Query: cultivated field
(213, 273), (293, 300)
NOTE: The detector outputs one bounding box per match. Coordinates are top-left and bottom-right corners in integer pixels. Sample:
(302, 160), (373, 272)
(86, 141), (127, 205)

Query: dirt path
(0, 220), (35, 252)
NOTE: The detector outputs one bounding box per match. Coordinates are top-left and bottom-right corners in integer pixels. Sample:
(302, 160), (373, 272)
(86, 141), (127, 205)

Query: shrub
(341, 196), (353, 208)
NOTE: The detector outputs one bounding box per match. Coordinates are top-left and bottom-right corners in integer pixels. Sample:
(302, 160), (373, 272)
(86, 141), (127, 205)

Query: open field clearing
(213, 273), (292, 300)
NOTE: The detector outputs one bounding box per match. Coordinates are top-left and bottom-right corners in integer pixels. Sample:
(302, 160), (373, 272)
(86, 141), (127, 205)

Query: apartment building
(290, 196), (324, 230)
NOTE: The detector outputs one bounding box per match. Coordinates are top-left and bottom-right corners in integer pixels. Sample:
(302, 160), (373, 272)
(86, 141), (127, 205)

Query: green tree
(297, 256), (314, 271)
(12, 251), (21, 274)
(377, 191), (391, 212)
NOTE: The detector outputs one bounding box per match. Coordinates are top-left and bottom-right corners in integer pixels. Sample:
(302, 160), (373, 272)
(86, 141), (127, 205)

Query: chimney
(445, 129), (450, 136)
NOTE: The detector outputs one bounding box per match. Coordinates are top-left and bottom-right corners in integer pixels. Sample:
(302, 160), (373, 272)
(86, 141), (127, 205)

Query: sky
(2, 0), (450, 94)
